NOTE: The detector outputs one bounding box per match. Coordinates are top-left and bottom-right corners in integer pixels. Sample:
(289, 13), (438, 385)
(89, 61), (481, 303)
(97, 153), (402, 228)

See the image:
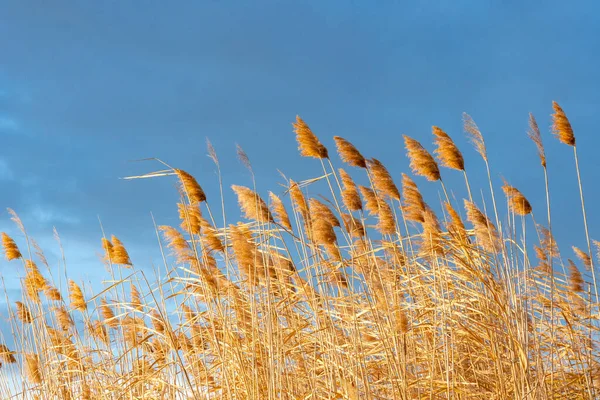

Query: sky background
(0, 1), (599, 339)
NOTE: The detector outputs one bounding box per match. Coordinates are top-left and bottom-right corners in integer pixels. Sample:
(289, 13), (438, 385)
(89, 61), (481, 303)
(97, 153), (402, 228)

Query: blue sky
(0, 1), (599, 302)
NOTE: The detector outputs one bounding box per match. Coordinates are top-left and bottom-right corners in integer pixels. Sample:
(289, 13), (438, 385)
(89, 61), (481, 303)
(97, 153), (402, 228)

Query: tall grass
(1, 102), (599, 399)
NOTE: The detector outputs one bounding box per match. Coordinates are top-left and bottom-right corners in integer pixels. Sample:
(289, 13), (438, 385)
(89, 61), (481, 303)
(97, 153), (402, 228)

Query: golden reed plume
(432, 126), (464, 171)
(463, 113), (487, 161)
(293, 116), (329, 159)
(368, 158), (400, 200)
(527, 113), (546, 168)
(339, 169), (362, 211)
(289, 179), (309, 217)
(110, 235), (132, 266)
(69, 280), (87, 311)
(401, 173), (426, 222)
(1, 232), (21, 261)
(269, 192), (292, 230)
(403, 135), (440, 181)
(552, 101), (575, 146)
(334, 136), (366, 168)
(464, 200), (499, 253)
(175, 169), (207, 203)
(178, 202), (202, 235)
(231, 185), (274, 223)
(501, 182), (532, 216)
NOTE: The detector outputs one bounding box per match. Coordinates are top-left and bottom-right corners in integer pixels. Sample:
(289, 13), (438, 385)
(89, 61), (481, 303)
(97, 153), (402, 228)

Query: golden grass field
(1, 101), (599, 399)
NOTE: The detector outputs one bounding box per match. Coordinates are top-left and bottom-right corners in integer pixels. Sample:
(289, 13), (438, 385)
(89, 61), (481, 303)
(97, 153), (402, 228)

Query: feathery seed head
(334, 136), (366, 168)
(403, 135), (440, 181)
(293, 116), (329, 159)
(432, 126), (464, 171)
(1, 232), (21, 261)
(552, 101), (575, 146)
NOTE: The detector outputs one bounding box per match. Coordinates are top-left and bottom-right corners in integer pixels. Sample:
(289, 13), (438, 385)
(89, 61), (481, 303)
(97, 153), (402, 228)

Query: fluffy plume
(334, 136), (366, 168)
(445, 202), (467, 243)
(293, 116), (329, 159)
(1, 232), (21, 261)
(501, 182), (532, 216)
(200, 218), (224, 253)
(368, 158), (400, 200)
(539, 225), (559, 259)
(16, 301), (33, 324)
(236, 143), (253, 173)
(269, 192), (292, 231)
(403, 135), (440, 181)
(376, 200), (397, 235)
(175, 169), (207, 203)
(232, 185), (274, 223)
(463, 113), (488, 161)
(573, 246), (592, 271)
(101, 237), (113, 262)
(339, 169), (362, 211)
(311, 218), (337, 246)
(309, 198), (340, 227)
(420, 208), (444, 256)
(53, 306), (74, 331)
(160, 225), (193, 264)
(131, 284), (143, 311)
(178, 202), (202, 235)
(342, 213), (365, 238)
(0, 344), (16, 364)
(25, 354), (42, 384)
(433, 126), (464, 171)
(44, 284), (62, 301)
(401, 174), (426, 222)
(110, 235), (132, 266)
(289, 180), (309, 217)
(527, 113), (546, 168)
(230, 224), (261, 283)
(568, 259), (584, 292)
(100, 299), (118, 328)
(359, 186), (379, 216)
(464, 200), (499, 253)
(551, 101), (575, 146)
(69, 280), (87, 311)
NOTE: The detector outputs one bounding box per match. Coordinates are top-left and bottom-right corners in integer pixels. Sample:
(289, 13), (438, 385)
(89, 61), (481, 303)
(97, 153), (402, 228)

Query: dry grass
(1, 102), (599, 399)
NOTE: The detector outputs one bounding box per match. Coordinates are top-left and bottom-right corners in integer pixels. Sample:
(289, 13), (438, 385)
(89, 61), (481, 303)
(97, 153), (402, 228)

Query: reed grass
(0, 102), (599, 399)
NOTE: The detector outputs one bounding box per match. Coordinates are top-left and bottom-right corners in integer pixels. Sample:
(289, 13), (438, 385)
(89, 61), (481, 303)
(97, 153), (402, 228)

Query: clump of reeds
(1, 101), (599, 399)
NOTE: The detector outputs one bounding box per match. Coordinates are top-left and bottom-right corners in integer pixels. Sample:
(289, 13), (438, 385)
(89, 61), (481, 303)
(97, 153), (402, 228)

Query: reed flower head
(527, 113), (546, 168)
(552, 101), (575, 146)
(293, 116), (329, 159)
(110, 235), (132, 266)
(175, 169), (207, 203)
(464, 200), (499, 253)
(401, 173), (426, 222)
(501, 182), (532, 216)
(69, 280), (87, 311)
(232, 185), (274, 223)
(568, 259), (584, 292)
(339, 169), (362, 211)
(368, 158), (400, 200)
(1, 232), (21, 261)
(334, 136), (366, 168)
(269, 192), (292, 231)
(403, 135), (440, 181)
(432, 126), (464, 171)
(463, 113), (487, 161)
